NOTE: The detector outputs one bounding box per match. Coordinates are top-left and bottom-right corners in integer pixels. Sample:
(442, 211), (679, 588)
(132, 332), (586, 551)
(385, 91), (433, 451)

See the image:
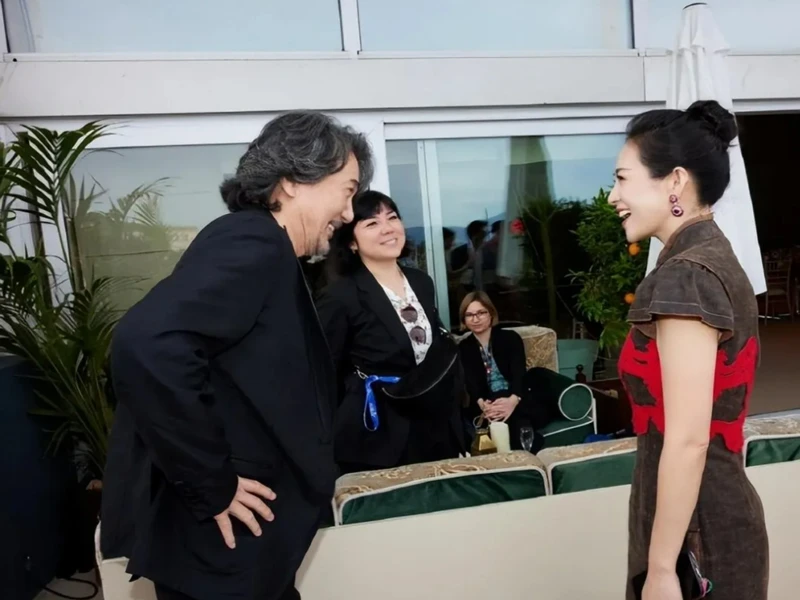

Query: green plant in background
(570, 188), (649, 350)
(516, 194), (586, 330)
(78, 180), (180, 310)
(0, 123), (164, 479)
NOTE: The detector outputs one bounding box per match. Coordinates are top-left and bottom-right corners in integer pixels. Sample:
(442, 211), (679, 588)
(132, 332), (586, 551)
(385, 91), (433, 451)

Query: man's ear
(276, 177), (299, 200)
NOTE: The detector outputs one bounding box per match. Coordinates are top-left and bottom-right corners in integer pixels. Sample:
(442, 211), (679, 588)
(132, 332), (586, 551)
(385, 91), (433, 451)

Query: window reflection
(358, 0), (632, 51)
(71, 144), (246, 309)
(3, 0), (343, 53)
(387, 134), (625, 336)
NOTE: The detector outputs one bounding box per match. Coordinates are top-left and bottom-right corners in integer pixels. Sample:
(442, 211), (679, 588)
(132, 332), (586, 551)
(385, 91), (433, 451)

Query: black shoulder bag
(359, 328), (462, 430)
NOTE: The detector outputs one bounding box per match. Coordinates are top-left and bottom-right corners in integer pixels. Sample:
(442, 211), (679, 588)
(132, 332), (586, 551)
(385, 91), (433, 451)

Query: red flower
(509, 218), (525, 236)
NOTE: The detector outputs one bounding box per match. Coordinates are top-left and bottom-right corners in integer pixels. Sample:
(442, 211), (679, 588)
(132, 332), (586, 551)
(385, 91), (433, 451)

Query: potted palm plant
(1, 124), (173, 576)
(1, 122), (173, 479)
(0, 123), (121, 481)
(0, 123), (177, 573)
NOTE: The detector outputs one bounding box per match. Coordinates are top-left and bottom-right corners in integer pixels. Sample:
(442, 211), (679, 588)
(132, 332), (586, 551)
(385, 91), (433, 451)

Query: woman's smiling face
(351, 203), (406, 261)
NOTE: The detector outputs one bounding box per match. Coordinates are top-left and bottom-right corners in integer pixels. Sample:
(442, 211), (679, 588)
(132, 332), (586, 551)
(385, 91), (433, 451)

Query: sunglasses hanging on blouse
(399, 304), (427, 344)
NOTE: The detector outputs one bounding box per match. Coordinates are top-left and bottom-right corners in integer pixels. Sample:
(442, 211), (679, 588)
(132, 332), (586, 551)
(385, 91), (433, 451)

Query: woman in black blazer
(316, 191), (465, 474)
(458, 291), (548, 452)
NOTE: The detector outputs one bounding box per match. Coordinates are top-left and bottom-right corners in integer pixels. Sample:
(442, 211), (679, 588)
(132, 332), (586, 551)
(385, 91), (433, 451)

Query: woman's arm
(648, 316), (717, 573)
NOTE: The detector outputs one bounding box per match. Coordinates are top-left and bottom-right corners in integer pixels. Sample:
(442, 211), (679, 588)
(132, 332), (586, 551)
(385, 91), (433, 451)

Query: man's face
(293, 153), (360, 256)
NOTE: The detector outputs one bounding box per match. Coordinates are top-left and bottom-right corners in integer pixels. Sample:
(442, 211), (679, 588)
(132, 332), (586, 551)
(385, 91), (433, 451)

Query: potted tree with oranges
(570, 188), (649, 352)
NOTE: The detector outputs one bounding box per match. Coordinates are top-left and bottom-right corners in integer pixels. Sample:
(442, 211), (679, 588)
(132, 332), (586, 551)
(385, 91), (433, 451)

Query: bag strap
(356, 368), (400, 432)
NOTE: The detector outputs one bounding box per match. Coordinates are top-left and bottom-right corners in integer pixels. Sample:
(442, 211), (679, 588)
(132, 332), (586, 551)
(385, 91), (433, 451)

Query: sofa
(326, 413), (800, 527)
(94, 414), (800, 600)
(484, 325), (598, 449)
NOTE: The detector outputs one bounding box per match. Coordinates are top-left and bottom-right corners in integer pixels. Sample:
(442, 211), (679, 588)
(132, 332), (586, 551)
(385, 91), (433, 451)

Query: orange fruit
(628, 243), (640, 256)
(624, 293), (635, 305)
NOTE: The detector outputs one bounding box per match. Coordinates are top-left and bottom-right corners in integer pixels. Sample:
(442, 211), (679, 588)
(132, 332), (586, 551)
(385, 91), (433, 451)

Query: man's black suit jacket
(100, 207), (337, 600)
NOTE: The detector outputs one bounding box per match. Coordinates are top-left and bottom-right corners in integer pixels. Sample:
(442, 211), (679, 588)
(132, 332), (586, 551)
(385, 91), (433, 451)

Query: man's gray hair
(220, 111), (374, 212)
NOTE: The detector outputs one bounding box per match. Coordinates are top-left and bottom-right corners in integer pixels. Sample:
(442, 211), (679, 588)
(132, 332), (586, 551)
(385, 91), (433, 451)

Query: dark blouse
(459, 327), (526, 415)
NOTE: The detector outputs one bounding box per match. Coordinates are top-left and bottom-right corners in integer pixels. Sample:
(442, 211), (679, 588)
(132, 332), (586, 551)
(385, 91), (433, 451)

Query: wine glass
(520, 426), (535, 453)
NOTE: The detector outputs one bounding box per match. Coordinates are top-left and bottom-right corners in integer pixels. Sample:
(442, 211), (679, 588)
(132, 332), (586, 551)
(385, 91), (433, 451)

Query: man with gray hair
(101, 111), (373, 600)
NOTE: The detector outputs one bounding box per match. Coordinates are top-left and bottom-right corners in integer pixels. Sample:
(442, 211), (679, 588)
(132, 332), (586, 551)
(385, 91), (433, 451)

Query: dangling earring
(669, 194), (684, 217)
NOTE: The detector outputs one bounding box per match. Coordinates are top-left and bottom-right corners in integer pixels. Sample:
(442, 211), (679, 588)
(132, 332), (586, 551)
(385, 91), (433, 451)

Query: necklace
(478, 340), (493, 377)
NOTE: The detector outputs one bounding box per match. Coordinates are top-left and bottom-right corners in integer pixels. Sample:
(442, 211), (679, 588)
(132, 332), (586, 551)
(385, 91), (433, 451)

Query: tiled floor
(35, 575), (104, 600)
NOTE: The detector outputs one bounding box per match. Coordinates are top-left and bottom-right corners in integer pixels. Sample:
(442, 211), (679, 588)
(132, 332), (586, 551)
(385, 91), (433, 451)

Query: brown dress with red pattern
(619, 216), (768, 600)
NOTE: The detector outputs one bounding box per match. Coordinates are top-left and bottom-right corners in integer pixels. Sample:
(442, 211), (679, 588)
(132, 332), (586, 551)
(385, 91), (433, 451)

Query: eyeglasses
(464, 309), (490, 321)
(400, 304), (427, 344)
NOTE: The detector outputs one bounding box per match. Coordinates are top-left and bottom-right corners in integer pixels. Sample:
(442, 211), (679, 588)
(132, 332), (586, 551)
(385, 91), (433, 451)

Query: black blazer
(100, 208), (337, 600)
(459, 327), (526, 418)
(316, 265), (464, 468)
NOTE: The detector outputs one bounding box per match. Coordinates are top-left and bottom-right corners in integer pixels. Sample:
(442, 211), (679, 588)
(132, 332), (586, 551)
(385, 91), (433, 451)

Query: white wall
(3, 51), (800, 119)
(0, 54), (647, 118)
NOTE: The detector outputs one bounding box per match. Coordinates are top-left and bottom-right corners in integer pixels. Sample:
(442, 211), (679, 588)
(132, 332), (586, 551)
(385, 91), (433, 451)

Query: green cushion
(559, 383), (594, 421)
(340, 469), (547, 525)
(549, 452), (636, 494)
(538, 438), (638, 494)
(746, 437), (800, 467)
(743, 415), (800, 467)
(526, 367), (595, 425)
(539, 417), (594, 448)
(333, 452), (549, 526)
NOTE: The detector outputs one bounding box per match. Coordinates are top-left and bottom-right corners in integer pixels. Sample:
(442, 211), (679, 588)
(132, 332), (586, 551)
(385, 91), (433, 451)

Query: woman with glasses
(317, 191), (466, 474)
(458, 291), (548, 453)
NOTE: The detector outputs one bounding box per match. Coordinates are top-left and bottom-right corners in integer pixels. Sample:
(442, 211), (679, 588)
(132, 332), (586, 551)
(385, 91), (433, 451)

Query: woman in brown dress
(610, 100), (768, 600)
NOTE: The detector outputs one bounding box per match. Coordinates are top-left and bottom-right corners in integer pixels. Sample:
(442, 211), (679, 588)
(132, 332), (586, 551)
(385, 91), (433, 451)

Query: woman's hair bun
(686, 100), (737, 146)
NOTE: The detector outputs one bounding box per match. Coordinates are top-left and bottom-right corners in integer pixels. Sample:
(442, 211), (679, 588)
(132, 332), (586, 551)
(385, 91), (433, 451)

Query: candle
(489, 421), (511, 453)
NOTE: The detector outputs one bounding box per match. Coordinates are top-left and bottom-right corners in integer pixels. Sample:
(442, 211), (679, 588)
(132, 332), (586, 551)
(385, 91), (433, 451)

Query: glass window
(384, 141), (429, 274)
(71, 144), (246, 309)
(3, 0), (342, 53)
(647, 0), (800, 51)
(358, 0), (632, 52)
(387, 134), (625, 334)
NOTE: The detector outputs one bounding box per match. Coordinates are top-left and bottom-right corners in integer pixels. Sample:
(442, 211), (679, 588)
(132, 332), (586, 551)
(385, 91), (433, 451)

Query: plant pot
(57, 480), (102, 578)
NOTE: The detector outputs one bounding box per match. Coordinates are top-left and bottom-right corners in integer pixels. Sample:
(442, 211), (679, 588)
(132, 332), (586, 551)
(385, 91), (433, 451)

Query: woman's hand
(641, 570), (682, 600)
(483, 395), (519, 422)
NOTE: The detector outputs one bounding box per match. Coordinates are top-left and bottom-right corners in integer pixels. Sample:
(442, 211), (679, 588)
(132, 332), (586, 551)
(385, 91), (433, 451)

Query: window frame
(0, 3), (8, 54)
